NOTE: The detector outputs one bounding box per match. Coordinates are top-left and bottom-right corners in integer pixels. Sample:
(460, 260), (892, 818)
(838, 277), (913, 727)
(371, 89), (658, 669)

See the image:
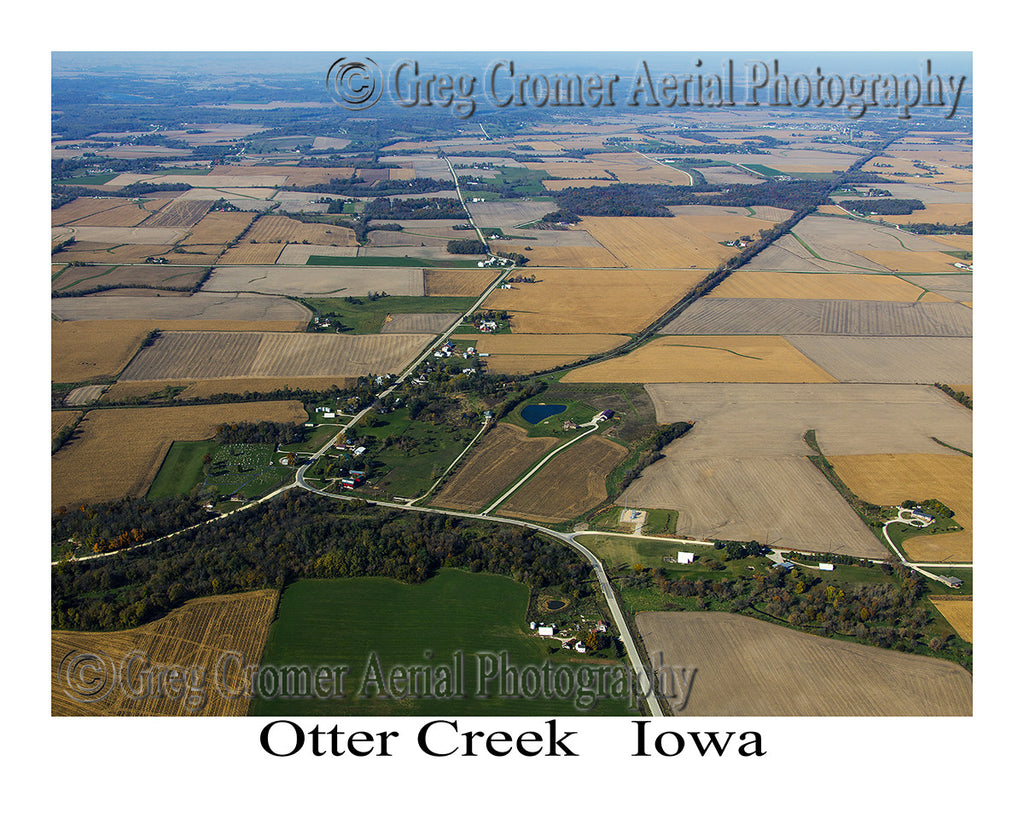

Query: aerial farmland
(50, 52), (973, 726)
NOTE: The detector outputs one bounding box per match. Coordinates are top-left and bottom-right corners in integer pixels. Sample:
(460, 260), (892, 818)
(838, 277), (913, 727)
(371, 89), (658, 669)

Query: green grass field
(146, 439), (219, 499)
(251, 570), (638, 716)
(147, 440), (294, 501)
(301, 295), (475, 334)
(577, 534), (773, 580)
(306, 255), (481, 268)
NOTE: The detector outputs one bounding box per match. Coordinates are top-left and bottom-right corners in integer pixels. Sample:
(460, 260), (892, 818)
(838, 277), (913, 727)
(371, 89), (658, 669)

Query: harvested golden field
(870, 203), (973, 226)
(580, 210), (778, 269)
(52, 411), (81, 444)
(563, 336), (837, 384)
(59, 200), (157, 227)
(928, 234), (973, 252)
(216, 243), (285, 264)
(707, 271), (928, 301)
(118, 330), (431, 381)
(423, 269), (498, 296)
(52, 242), (177, 265)
(183, 211), (256, 245)
(52, 591), (279, 716)
(52, 319), (308, 383)
(931, 597), (972, 643)
(829, 453), (972, 562)
(817, 204), (850, 216)
(491, 243), (623, 268)
(635, 611), (971, 715)
(432, 423), (558, 512)
(857, 250), (964, 273)
(244, 214), (357, 246)
(51, 294), (311, 324)
(52, 264), (210, 296)
(451, 333), (627, 374)
(499, 434), (626, 523)
(51, 401), (306, 511)
(862, 156), (971, 184)
(482, 268), (705, 334)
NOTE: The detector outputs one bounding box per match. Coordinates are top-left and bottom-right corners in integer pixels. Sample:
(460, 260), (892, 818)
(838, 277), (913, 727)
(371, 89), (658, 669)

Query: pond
(544, 599), (567, 611)
(520, 404), (567, 424)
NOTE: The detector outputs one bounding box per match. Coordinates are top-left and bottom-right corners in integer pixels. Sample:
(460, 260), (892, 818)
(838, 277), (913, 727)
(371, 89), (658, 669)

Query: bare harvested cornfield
(216, 243), (285, 264)
(620, 454), (887, 557)
(643, 383), (972, 458)
(482, 268), (705, 334)
(785, 335), (972, 384)
(274, 244), (361, 265)
(183, 211), (256, 245)
(63, 225), (188, 245)
(52, 264), (209, 295)
(141, 198), (212, 228)
(432, 423), (558, 512)
(51, 293), (311, 324)
(562, 336), (836, 384)
(202, 265), (424, 298)
(51, 401), (306, 510)
(660, 298), (973, 336)
(103, 376), (357, 402)
(56, 200), (155, 227)
(635, 611), (971, 715)
(118, 331), (431, 382)
(379, 313), (460, 334)
(466, 200), (556, 228)
(858, 250), (965, 273)
(707, 271), (928, 302)
(423, 269), (496, 297)
(52, 242), (178, 265)
(930, 598), (972, 643)
(52, 319), (310, 383)
(580, 211), (779, 269)
(829, 453), (973, 563)
(244, 214), (357, 246)
(499, 434), (626, 523)
(53, 197), (133, 226)
(52, 591), (279, 716)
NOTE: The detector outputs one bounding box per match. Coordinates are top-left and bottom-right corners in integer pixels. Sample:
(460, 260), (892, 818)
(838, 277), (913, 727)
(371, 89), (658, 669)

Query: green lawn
(146, 439), (219, 500)
(251, 570), (638, 716)
(301, 295), (475, 334)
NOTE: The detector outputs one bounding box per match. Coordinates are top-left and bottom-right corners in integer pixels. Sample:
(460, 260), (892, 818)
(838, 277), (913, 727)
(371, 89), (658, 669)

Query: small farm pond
(520, 404), (567, 424)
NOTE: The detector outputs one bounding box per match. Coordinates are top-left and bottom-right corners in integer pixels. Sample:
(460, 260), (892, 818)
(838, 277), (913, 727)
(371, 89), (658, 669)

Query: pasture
(51, 401), (307, 511)
(634, 611), (971, 715)
(252, 571), (635, 716)
(52, 591), (279, 716)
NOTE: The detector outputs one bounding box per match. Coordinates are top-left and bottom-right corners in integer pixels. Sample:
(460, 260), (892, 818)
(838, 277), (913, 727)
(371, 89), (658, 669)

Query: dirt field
(52, 319), (310, 383)
(562, 336), (836, 384)
(243, 214), (357, 246)
(202, 265), (425, 297)
(216, 243), (285, 264)
(466, 200), (557, 228)
(379, 313), (460, 334)
(620, 454), (886, 557)
(635, 611), (971, 715)
(707, 271), (929, 301)
(51, 293), (311, 324)
(579, 210), (779, 269)
(51, 401), (307, 510)
(930, 597), (973, 643)
(432, 423), (558, 512)
(785, 335), (972, 384)
(118, 331), (431, 382)
(182, 211), (256, 245)
(52, 591), (279, 716)
(423, 269), (497, 296)
(54, 200), (156, 227)
(60, 225), (188, 245)
(644, 383), (972, 458)
(53, 197), (140, 226)
(660, 297), (973, 336)
(498, 434), (626, 523)
(482, 268), (705, 334)
(52, 264), (210, 295)
(829, 453), (972, 562)
(141, 198), (213, 228)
